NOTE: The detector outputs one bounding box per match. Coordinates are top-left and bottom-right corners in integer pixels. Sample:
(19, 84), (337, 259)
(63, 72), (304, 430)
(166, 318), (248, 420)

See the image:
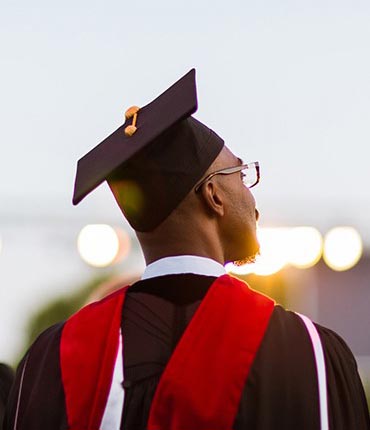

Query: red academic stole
(60, 274), (275, 430)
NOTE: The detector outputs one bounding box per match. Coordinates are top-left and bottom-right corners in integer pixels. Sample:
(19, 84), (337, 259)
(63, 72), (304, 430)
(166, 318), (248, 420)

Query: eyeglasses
(194, 161), (260, 193)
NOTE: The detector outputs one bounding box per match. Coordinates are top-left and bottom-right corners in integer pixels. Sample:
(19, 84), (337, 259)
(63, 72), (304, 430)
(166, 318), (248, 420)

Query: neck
(137, 226), (225, 266)
(142, 249), (224, 266)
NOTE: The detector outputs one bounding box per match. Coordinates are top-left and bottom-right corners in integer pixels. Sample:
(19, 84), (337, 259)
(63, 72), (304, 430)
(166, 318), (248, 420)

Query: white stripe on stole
(101, 330), (124, 430)
(296, 313), (329, 430)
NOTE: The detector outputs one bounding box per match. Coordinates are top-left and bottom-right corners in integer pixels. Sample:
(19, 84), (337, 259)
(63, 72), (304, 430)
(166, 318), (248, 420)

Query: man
(5, 70), (370, 429)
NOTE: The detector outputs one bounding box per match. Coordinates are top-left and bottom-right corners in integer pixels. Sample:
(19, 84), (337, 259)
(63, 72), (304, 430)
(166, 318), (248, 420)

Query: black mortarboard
(73, 69), (224, 232)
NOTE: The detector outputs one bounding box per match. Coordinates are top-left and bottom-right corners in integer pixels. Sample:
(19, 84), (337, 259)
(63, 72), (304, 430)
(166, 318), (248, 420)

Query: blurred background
(0, 0), (369, 406)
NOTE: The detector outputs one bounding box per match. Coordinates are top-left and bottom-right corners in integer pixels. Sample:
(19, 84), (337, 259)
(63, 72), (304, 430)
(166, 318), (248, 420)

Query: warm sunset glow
(253, 228), (290, 276)
(226, 227), (290, 276)
(323, 227), (362, 271)
(226, 225), (363, 276)
(77, 224), (130, 268)
(287, 227), (323, 269)
(225, 261), (255, 276)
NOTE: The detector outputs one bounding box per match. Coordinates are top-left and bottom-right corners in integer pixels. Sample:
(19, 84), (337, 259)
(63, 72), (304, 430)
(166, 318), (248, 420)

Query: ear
(199, 181), (225, 217)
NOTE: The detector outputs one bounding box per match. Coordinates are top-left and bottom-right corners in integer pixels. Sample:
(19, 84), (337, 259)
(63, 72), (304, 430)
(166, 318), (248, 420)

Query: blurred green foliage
(362, 379), (370, 413)
(20, 273), (113, 362)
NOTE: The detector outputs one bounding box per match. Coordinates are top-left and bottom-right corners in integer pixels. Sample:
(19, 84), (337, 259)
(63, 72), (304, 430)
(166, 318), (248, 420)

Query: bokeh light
(77, 224), (130, 268)
(226, 227), (291, 276)
(253, 228), (291, 276)
(287, 227), (323, 269)
(226, 225), (363, 275)
(323, 227), (363, 271)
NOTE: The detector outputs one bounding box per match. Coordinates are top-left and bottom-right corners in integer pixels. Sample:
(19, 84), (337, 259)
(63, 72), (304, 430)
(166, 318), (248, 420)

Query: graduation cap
(73, 69), (224, 232)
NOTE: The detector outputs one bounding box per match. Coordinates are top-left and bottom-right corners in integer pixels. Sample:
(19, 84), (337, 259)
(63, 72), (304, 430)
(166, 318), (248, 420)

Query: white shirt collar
(141, 255), (226, 280)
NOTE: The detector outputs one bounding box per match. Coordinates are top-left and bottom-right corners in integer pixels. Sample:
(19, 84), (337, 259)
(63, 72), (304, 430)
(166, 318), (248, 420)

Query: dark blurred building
(283, 252), (370, 357)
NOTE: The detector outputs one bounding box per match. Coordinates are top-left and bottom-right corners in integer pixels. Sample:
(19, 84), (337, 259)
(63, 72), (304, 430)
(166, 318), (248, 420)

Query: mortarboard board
(73, 69), (224, 232)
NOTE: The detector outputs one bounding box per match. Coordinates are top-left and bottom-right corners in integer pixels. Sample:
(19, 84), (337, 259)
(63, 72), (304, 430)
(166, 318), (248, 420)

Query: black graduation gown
(4, 274), (370, 429)
(0, 363), (14, 428)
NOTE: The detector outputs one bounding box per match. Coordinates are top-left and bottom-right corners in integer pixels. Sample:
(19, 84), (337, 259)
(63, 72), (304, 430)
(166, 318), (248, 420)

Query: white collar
(141, 255), (226, 280)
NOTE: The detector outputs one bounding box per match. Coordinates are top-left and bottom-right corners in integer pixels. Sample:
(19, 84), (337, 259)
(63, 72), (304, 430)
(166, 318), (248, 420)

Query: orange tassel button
(124, 106), (140, 136)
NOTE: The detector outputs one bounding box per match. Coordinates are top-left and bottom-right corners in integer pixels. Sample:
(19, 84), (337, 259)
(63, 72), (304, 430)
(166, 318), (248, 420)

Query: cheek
(237, 187), (256, 220)
(222, 182), (256, 229)
(244, 187), (256, 209)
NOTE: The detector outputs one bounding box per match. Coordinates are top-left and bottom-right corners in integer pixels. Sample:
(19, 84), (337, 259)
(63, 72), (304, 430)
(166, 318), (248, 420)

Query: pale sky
(1, 0), (370, 241)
